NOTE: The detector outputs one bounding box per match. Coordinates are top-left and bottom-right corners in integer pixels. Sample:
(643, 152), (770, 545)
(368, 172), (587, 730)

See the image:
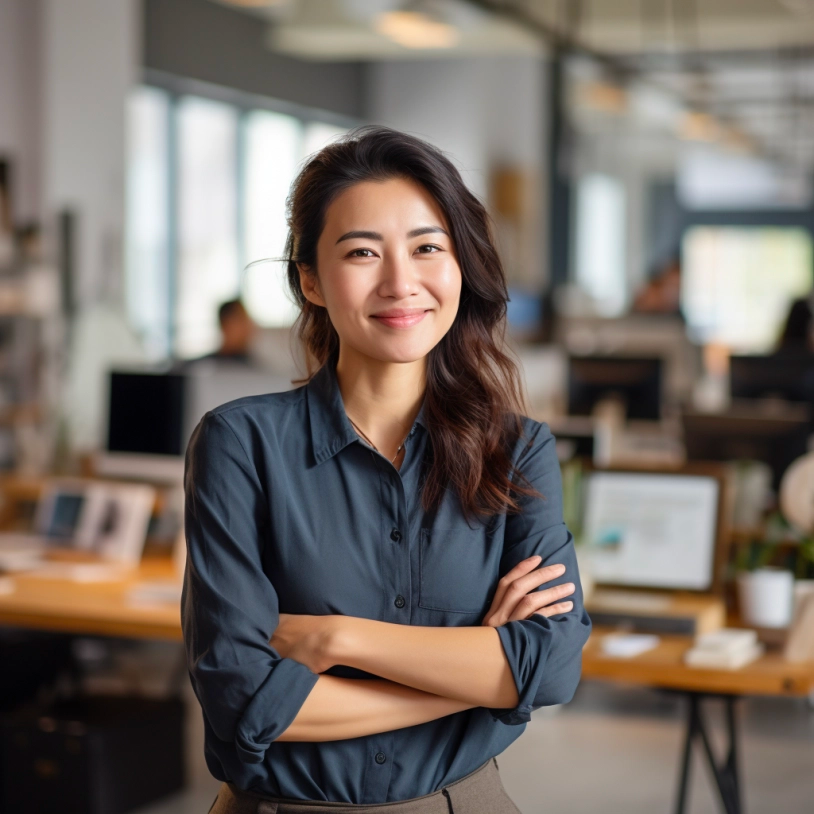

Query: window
(574, 173), (627, 316)
(125, 82), (354, 359)
(681, 226), (813, 352)
(124, 87), (171, 359)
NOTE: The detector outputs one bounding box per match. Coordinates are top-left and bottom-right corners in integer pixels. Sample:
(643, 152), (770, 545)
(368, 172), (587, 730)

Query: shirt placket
(361, 430), (416, 803)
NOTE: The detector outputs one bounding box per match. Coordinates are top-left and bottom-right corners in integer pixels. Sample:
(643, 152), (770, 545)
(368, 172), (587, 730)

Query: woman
(182, 125), (592, 814)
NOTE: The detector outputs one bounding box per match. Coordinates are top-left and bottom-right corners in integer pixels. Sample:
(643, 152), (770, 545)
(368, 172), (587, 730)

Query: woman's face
(299, 176), (463, 365)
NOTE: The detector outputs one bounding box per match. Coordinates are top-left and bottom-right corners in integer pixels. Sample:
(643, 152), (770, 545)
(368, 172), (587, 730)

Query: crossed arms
(181, 412), (592, 764)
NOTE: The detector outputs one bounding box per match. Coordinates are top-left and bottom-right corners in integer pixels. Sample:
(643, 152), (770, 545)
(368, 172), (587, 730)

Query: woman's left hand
(269, 613), (339, 674)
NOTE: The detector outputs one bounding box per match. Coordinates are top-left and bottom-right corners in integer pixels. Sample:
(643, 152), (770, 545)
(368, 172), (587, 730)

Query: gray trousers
(208, 757), (522, 814)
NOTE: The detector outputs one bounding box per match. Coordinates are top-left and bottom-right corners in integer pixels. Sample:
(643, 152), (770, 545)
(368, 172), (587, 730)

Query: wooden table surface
(0, 555), (182, 641)
(2, 556), (814, 700)
(582, 625), (814, 697)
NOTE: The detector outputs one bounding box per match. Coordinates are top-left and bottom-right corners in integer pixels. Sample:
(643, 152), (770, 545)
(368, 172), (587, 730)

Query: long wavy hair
(284, 125), (543, 524)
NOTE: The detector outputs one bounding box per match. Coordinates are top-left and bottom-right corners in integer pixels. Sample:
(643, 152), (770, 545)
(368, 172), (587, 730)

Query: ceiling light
(678, 110), (722, 143)
(374, 10), (459, 49)
(578, 80), (628, 115)
(219, 0), (286, 7)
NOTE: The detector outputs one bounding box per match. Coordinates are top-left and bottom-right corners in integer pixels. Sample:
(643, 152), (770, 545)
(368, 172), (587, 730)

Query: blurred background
(0, 1), (813, 812)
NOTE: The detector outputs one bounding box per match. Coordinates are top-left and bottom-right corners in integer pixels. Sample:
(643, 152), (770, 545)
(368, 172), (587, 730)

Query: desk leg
(674, 694), (696, 814)
(673, 692), (743, 814)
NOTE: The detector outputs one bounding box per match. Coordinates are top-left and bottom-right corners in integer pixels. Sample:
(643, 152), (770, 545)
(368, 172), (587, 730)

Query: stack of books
(684, 628), (764, 669)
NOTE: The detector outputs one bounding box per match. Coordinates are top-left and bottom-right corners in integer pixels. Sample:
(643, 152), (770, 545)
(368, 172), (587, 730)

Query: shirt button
(375, 752), (386, 764)
(394, 595), (405, 608)
(390, 528), (402, 542)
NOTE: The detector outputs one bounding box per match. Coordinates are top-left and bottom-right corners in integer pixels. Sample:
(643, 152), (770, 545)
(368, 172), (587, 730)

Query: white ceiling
(209, 0), (814, 170)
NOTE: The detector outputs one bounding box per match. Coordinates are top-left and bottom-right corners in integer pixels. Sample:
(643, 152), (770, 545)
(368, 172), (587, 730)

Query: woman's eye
(416, 244), (441, 254)
(348, 248), (375, 258)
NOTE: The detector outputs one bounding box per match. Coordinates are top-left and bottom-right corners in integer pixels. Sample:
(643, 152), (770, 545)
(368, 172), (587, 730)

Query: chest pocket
(418, 526), (495, 614)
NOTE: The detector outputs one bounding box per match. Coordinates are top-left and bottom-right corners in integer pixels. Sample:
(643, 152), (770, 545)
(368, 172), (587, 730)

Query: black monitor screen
(730, 352), (814, 404)
(107, 371), (186, 456)
(568, 356), (662, 421)
(682, 410), (811, 490)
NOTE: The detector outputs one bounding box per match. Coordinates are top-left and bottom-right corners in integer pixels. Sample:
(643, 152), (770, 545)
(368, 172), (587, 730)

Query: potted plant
(734, 513), (799, 628)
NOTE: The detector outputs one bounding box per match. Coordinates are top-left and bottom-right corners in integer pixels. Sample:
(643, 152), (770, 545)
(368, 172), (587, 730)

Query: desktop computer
(567, 356), (663, 421)
(730, 351), (814, 405)
(95, 363), (296, 483)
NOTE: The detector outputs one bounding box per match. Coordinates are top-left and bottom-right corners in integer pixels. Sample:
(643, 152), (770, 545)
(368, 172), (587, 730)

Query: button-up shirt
(181, 354), (592, 804)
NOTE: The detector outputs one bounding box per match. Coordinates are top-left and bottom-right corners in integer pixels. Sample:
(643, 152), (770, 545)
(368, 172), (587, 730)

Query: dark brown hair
(284, 125), (543, 524)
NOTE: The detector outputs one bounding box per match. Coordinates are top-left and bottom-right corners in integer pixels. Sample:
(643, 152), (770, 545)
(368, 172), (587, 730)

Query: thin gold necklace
(348, 416), (409, 464)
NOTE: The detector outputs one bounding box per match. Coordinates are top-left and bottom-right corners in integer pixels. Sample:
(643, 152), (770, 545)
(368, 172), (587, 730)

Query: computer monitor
(567, 356), (663, 421)
(107, 371), (186, 457)
(98, 364), (296, 483)
(682, 407), (812, 491)
(582, 467), (722, 591)
(730, 351), (814, 405)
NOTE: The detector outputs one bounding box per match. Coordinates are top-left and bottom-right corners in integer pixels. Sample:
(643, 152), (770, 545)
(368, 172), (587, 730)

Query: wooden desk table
(0, 555), (182, 641)
(582, 626), (814, 814)
(4, 563), (814, 814)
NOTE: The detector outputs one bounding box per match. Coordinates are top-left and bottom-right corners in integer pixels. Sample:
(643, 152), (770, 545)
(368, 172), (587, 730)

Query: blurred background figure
(777, 296), (814, 352)
(632, 254), (683, 316)
(183, 298), (259, 367)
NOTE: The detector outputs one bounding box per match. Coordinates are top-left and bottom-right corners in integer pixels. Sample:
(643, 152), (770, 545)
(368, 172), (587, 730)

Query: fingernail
(528, 555), (542, 562)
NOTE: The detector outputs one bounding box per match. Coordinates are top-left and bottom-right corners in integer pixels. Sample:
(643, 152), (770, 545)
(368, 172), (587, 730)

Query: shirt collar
(306, 354), (427, 465)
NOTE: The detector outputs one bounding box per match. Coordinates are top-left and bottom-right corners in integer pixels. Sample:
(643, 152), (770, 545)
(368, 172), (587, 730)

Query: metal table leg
(673, 692), (744, 814)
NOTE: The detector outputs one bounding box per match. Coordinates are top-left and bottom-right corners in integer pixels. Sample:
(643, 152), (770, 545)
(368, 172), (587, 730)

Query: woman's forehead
(321, 178), (449, 238)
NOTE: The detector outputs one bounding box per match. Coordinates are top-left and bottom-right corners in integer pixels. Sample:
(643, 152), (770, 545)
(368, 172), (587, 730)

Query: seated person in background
(776, 297), (813, 353)
(632, 255), (683, 317)
(181, 298), (259, 369)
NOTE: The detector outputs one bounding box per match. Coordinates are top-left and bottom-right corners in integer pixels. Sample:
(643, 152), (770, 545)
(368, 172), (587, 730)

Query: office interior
(1, 0), (813, 812)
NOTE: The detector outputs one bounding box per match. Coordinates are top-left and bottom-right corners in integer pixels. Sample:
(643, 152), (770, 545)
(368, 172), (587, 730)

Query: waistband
(213, 756), (503, 814)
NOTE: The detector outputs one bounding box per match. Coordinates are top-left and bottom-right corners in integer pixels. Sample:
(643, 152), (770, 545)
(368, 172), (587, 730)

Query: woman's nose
(378, 251), (420, 298)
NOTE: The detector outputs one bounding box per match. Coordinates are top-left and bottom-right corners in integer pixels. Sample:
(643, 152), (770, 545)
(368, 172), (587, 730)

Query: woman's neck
(335, 347), (426, 458)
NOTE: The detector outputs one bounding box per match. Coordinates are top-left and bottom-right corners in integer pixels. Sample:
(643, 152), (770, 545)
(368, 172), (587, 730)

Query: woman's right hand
(481, 556), (575, 627)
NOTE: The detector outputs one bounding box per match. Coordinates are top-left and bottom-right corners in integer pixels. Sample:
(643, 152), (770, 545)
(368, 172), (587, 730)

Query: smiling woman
(181, 125), (592, 814)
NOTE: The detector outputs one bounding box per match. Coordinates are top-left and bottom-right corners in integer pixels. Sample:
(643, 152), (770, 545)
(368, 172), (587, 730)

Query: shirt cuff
(234, 657), (321, 763)
(486, 620), (552, 726)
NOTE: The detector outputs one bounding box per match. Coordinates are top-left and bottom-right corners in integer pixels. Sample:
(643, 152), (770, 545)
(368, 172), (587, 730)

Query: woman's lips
(370, 311), (428, 328)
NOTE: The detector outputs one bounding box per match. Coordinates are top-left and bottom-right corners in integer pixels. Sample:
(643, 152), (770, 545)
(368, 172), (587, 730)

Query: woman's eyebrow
(335, 225), (449, 245)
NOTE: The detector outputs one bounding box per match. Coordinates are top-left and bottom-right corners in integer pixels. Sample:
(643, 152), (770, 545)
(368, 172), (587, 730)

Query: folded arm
(182, 411), (477, 758)
(323, 423), (593, 726)
(328, 619), (521, 708)
(274, 674), (475, 742)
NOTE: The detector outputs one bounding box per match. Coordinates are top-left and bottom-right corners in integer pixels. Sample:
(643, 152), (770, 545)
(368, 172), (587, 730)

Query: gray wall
(143, 0), (367, 119)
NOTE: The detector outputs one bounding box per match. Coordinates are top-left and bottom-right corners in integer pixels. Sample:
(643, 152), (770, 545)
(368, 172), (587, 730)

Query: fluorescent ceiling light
(678, 110), (722, 143)
(219, 0), (285, 6)
(374, 10), (459, 49)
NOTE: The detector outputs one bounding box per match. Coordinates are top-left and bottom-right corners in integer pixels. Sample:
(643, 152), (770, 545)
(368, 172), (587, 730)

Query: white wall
(41, 0), (141, 308)
(367, 56), (549, 289)
(0, 0), (42, 222)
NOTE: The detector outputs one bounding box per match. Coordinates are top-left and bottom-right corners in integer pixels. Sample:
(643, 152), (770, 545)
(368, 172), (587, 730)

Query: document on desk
(125, 580), (183, 606)
(601, 632), (661, 658)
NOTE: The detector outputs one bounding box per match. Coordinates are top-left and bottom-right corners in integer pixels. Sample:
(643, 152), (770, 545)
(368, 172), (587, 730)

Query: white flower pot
(737, 567), (795, 628)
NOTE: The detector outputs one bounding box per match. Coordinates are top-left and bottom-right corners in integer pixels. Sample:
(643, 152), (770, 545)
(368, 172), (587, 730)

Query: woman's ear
(298, 263), (325, 308)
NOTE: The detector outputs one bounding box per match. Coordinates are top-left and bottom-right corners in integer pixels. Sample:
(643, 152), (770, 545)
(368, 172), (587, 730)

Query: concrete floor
(135, 679), (814, 814)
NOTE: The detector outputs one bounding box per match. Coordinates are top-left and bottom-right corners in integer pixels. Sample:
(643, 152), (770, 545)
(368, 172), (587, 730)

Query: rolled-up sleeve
(181, 411), (320, 764)
(487, 422), (592, 726)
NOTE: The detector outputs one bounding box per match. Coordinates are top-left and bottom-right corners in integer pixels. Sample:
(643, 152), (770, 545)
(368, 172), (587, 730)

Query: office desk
(4, 565), (813, 814)
(582, 626), (814, 814)
(0, 555), (181, 641)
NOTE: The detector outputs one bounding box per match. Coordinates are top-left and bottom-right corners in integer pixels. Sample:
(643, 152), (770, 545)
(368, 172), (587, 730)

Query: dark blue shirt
(181, 354), (592, 804)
